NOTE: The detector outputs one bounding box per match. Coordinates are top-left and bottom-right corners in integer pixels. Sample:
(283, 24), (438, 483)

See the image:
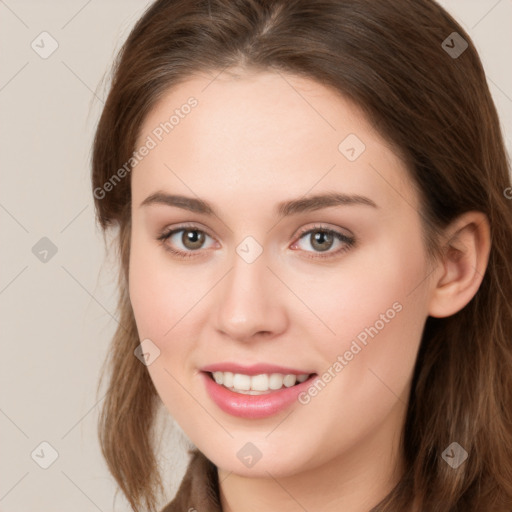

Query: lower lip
(201, 371), (318, 419)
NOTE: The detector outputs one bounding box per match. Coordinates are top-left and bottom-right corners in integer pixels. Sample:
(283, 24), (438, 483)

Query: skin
(128, 69), (490, 512)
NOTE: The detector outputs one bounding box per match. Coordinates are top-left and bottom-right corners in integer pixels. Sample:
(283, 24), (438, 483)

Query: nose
(213, 250), (288, 342)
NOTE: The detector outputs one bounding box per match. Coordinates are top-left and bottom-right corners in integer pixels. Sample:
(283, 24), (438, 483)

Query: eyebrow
(140, 191), (378, 217)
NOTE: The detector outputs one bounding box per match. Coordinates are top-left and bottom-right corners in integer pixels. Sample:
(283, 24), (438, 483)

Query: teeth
(211, 371), (311, 394)
(233, 373), (251, 390)
(223, 372), (233, 388)
(251, 373), (269, 391)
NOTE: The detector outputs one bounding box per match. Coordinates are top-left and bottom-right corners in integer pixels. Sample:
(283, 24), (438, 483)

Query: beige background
(1, 1), (511, 510)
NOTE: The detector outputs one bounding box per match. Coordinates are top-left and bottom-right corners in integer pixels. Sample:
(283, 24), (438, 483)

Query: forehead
(132, 70), (417, 214)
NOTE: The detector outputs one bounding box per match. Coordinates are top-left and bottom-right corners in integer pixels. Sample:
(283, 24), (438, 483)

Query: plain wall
(1, 1), (511, 510)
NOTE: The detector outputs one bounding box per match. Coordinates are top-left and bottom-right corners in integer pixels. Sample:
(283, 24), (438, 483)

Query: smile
(210, 371), (311, 394)
(201, 371), (319, 419)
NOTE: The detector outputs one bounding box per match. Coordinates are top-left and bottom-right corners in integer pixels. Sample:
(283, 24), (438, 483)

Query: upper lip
(200, 362), (315, 376)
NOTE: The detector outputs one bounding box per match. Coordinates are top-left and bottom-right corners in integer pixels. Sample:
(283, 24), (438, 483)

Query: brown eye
(157, 225), (215, 259)
(181, 229), (206, 250)
(291, 225), (356, 260)
(309, 230), (335, 252)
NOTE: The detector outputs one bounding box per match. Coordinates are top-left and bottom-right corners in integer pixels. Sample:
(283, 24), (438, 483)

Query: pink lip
(200, 362), (313, 376)
(201, 371), (318, 419)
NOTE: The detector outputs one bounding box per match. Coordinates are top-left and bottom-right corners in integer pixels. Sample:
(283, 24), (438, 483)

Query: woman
(91, 0), (512, 510)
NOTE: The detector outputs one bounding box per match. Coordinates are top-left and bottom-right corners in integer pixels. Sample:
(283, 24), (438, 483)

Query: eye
(156, 223), (355, 260)
(157, 224), (216, 259)
(290, 224), (355, 259)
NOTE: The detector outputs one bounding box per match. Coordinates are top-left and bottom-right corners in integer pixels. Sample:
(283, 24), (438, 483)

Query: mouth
(201, 370), (319, 419)
(203, 370), (317, 395)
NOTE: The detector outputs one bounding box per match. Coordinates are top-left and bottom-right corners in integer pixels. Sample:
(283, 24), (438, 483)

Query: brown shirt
(160, 448), (223, 512)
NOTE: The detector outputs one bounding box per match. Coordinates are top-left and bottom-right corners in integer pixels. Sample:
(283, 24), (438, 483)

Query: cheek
(294, 235), (429, 453)
(128, 231), (180, 346)
(315, 227), (425, 319)
(129, 257), (162, 340)
(128, 230), (213, 369)
(128, 237), (197, 407)
(309, 227), (429, 384)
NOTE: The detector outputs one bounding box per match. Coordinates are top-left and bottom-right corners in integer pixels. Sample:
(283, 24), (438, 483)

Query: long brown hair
(91, 1), (512, 510)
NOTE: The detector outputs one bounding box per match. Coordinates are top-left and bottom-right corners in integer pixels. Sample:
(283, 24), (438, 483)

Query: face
(129, 69), (434, 478)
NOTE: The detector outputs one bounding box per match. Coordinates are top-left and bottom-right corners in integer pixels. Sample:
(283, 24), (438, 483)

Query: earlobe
(427, 211), (491, 318)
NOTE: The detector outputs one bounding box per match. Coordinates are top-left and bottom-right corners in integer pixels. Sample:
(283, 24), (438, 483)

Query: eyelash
(156, 223), (356, 260)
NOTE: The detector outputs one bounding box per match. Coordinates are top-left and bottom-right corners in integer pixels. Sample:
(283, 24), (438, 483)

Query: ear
(427, 211), (491, 318)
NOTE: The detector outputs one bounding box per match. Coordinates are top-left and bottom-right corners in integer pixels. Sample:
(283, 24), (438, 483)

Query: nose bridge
(214, 242), (286, 340)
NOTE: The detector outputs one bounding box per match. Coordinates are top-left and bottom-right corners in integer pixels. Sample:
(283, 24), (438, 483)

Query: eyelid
(293, 222), (354, 241)
(158, 221), (216, 240)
